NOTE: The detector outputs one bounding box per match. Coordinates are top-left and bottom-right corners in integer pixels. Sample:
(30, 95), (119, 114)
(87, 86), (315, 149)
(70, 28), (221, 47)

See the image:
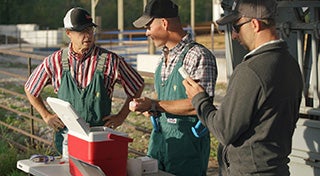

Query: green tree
(0, 0), (213, 30)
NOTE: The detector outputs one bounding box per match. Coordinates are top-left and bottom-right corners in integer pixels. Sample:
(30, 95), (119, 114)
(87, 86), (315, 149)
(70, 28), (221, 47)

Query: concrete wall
(137, 54), (161, 74)
(0, 25), (20, 38)
(20, 30), (63, 46)
(16, 24), (39, 31)
(0, 24), (63, 46)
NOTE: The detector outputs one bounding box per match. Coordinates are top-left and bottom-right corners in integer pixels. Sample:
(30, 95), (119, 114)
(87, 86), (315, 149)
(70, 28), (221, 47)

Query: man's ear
(65, 30), (72, 38)
(252, 19), (262, 32)
(161, 18), (169, 30)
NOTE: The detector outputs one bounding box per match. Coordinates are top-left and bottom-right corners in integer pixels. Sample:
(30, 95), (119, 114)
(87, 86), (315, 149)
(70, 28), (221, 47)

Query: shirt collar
(170, 33), (193, 54)
(161, 33), (192, 62)
(244, 39), (283, 61)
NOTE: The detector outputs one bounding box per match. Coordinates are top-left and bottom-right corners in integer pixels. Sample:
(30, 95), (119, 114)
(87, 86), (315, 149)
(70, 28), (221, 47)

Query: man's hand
(129, 97), (159, 118)
(44, 114), (65, 131)
(182, 77), (205, 99)
(103, 114), (126, 129)
(129, 97), (152, 113)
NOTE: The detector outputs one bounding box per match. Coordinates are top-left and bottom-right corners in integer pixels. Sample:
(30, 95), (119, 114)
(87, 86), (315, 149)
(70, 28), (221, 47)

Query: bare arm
(24, 87), (64, 130)
(130, 96), (196, 116)
(157, 98), (196, 115)
(104, 84), (145, 128)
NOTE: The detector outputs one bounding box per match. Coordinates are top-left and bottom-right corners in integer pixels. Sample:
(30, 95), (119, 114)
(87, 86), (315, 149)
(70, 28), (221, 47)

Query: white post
(118, 0), (124, 45)
(191, 0), (195, 39)
(91, 0), (99, 23)
(143, 0), (155, 54)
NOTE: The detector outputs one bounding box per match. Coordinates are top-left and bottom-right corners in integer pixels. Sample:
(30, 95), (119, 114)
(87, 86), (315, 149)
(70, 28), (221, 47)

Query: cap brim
(71, 23), (97, 32)
(216, 12), (241, 25)
(133, 15), (154, 28)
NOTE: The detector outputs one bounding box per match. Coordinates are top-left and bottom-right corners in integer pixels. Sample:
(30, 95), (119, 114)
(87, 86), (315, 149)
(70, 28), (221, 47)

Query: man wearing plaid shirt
(130, 0), (217, 175)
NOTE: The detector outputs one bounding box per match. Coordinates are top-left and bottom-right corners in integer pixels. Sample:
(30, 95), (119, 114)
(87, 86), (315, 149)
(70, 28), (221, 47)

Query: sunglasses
(232, 19), (252, 33)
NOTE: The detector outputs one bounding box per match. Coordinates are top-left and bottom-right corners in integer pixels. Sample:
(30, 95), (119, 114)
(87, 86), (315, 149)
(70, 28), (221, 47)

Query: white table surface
(17, 158), (175, 176)
(17, 158), (71, 176)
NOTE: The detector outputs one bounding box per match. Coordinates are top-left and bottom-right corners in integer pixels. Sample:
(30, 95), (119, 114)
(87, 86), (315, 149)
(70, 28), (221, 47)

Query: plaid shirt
(25, 44), (144, 98)
(160, 34), (217, 97)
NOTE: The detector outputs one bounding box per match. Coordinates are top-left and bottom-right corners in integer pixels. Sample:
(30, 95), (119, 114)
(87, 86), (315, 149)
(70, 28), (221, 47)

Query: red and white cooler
(46, 97), (133, 176)
(68, 127), (133, 176)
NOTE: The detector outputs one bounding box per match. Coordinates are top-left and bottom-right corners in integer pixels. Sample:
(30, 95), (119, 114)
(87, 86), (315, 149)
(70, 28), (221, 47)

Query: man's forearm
(25, 88), (51, 120)
(156, 99), (197, 115)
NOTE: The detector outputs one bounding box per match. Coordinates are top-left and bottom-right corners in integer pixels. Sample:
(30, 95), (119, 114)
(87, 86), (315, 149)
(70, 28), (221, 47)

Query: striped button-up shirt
(25, 44), (144, 98)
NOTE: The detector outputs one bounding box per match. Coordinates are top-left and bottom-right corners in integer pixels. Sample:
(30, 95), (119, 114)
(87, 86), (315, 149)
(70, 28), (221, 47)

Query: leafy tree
(0, 0), (213, 30)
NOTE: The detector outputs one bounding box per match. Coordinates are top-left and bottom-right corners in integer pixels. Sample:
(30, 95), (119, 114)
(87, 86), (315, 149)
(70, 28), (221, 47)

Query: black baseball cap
(133, 0), (178, 28)
(216, 0), (277, 25)
(63, 7), (97, 32)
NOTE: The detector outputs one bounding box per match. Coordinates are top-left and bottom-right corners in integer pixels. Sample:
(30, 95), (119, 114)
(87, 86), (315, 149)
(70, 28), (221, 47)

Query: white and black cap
(63, 7), (97, 32)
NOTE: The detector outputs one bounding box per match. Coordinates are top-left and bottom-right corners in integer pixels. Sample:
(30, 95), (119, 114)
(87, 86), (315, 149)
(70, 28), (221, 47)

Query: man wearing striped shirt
(24, 7), (144, 154)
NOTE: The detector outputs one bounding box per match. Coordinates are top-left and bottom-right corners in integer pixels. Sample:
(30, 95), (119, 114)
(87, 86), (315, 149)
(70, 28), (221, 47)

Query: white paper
(178, 67), (189, 79)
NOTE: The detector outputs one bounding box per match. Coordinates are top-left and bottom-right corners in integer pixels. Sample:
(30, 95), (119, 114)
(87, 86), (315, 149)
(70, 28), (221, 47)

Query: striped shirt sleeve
(112, 54), (144, 97)
(24, 50), (63, 97)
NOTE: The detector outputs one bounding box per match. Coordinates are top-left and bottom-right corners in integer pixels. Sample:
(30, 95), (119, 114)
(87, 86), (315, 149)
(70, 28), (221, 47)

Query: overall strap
(61, 47), (107, 72)
(157, 41), (197, 75)
(96, 52), (108, 72)
(61, 48), (69, 70)
(177, 42), (196, 63)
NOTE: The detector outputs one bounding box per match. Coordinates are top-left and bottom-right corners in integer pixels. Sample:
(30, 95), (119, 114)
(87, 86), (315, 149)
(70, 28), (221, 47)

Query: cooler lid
(46, 97), (89, 136)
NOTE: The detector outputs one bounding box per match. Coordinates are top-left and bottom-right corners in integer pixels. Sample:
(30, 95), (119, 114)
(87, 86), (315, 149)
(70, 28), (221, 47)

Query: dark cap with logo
(63, 7), (97, 32)
(216, 0), (277, 25)
(133, 0), (178, 28)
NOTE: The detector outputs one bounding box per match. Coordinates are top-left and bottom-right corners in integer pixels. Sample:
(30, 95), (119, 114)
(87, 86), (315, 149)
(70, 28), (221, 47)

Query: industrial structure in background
(219, 0), (320, 175)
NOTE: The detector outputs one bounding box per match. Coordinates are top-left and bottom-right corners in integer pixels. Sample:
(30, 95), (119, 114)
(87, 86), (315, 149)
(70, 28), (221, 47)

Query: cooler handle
(108, 133), (133, 142)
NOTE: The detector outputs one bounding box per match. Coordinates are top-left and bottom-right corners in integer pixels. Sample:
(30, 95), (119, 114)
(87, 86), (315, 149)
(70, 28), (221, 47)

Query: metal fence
(0, 49), (150, 156)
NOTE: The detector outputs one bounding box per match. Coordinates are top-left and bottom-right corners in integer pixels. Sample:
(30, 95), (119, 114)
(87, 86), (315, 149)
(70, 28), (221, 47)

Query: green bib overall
(148, 43), (210, 176)
(54, 49), (111, 153)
